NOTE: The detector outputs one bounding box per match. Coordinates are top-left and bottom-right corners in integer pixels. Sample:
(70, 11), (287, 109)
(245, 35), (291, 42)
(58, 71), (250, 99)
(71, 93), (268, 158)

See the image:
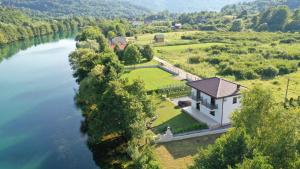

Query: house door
(196, 103), (200, 110)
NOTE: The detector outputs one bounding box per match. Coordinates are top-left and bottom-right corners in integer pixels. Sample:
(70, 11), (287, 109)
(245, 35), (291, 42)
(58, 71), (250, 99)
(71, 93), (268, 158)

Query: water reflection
(0, 32), (76, 64)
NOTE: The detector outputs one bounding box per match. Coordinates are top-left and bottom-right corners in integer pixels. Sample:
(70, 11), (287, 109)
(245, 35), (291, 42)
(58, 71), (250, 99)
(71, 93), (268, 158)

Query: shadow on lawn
(155, 134), (221, 159)
(152, 110), (208, 135)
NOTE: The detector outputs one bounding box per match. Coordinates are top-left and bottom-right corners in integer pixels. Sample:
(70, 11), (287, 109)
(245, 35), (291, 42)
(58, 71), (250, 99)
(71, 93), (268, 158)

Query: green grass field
(155, 134), (221, 169)
(130, 31), (200, 46)
(133, 31), (300, 102)
(152, 99), (207, 134)
(122, 68), (184, 91)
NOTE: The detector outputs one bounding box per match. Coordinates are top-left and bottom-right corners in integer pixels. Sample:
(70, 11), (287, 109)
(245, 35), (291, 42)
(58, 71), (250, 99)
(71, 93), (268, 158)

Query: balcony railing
(191, 95), (218, 110)
(191, 95), (201, 102)
(201, 99), (218, 110)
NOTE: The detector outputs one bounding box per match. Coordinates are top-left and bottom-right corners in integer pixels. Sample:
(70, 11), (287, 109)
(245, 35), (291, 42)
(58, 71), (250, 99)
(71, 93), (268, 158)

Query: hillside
(222, 0), (300, 14)
(0, 0), (150, 18)
(124, 0), (255, 13)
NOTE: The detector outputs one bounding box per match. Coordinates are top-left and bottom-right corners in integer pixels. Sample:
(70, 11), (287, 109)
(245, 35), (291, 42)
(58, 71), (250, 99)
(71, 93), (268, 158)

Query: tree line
(69, 26), (159, 168)
(0, 7), (95, 45)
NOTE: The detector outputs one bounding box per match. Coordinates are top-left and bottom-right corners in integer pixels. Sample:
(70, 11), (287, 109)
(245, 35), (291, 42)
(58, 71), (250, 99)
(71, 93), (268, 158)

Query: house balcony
(191, 95), (201, 102)
(191, 95), (218, 110)
(201, 99), (218, 110)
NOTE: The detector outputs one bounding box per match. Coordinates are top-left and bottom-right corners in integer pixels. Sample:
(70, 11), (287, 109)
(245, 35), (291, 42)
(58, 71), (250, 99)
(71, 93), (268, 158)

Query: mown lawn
(154, 134), (221, 169)
(122, 68), (184, 91)
(152, 99), (207, 134)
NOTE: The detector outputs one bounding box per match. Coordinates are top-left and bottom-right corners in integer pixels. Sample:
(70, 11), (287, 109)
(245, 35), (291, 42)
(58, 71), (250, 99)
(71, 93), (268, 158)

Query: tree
(76, 39), (99, 51)
(190, 128), (249, 169)
(107, 30), (116, 39)
(116, 24), (125, 36)
(141, 45), (154, 61)
(75, 26), (102, 41)
(261, 66), (279, 79)
(236, 155), (273, 169)
(99, 79), (154, 140)
(232, 86), (274, 135)
(96, 34), (110, 53)
(123, 44), (142, 65)
(268, 6), (290, 31)
(230, 19), (244, 32)
(69, 48), (99, 82)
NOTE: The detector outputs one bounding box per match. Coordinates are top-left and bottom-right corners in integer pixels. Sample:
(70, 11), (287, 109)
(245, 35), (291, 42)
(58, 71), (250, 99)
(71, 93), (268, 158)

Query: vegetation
(0, 7), (90, 45)
(69, 27), (161, 168)
(190, 86), (300, 169)
(122, 68), (184, 91)
(152, 98), (207, 134)
(0, 0), (149, 18)
(154, 134), (221, 169)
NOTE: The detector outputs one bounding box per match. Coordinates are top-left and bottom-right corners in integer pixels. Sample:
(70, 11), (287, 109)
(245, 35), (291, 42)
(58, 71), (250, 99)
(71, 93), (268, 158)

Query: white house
(186, 77), (244, 127)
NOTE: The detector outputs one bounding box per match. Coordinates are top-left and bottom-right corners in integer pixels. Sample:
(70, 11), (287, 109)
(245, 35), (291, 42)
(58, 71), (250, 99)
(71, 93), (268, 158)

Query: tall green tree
(141, 45), (154, 61)
(123, 44), (142, 65)
(268, 6), (290, 31)
(75, 26), (102, 41)
(230, 19), (244, 32)
(69, 48), (99, 82)
(190, 128), (249, 169)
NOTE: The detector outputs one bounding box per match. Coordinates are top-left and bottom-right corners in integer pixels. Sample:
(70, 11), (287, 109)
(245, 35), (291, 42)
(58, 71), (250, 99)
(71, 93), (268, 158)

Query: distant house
(132, 20), (143, 27)
(172, 23), (182, 29)
(154, 34), (165, 43)
(109, 36), (127, 50)
(186, 77), (244, 127)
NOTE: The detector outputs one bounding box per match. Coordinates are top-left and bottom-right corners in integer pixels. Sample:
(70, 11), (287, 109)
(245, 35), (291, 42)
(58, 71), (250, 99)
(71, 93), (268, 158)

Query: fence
(156, 127), (230, 143)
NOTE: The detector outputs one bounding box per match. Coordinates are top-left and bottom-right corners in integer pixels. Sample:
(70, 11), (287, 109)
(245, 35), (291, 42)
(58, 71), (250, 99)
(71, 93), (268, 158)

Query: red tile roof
(187, 77), (243, 98)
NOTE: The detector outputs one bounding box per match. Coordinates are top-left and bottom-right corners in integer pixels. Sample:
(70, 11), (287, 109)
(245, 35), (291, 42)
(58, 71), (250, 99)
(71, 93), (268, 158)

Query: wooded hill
(0, 7), (93, 45)
(0, 0), (150, 18)
(222, 0), (300, 14)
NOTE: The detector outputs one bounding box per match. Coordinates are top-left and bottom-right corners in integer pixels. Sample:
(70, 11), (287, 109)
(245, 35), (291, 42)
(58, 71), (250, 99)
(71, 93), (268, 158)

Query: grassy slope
(122, 68), (184, 91)
(154, 134), (221, 169)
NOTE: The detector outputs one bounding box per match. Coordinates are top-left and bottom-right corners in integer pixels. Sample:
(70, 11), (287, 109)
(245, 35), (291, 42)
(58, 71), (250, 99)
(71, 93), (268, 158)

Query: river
(0, 36), (99, 169)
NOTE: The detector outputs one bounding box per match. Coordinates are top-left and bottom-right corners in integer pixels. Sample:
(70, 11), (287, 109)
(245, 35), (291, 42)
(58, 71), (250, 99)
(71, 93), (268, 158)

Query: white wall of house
(190, 88), (242, 125)
(200, 92), (221, 123)
(221, 96), (241, 125)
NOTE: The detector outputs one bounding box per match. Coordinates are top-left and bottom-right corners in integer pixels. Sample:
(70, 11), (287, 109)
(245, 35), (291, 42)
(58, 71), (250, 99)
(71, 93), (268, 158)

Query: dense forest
(0, 0), (149, 18)
(0, 7), (97, 45)
(123, 0), (254, 13)
(222, 0), (300, 14)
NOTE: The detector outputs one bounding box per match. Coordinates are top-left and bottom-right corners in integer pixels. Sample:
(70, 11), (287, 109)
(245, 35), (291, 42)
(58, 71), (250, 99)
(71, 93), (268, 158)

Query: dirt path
(154, 57), (201, 81)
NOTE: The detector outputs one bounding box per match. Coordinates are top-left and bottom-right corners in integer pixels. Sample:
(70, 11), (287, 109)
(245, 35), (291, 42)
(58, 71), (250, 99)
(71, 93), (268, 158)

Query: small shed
(154, 34), (165, 43)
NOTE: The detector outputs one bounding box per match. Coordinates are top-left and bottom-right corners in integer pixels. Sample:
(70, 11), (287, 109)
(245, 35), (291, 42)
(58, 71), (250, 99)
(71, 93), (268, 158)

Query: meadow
(134, 31), (300, 102)
(122, 68), (184, 91)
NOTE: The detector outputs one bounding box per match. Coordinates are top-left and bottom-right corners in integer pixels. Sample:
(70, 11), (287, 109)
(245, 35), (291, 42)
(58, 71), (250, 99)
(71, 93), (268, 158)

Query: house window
(211, 98), (216, 106)
(210, 111), (215, 116)
(233, 97), (238, 104)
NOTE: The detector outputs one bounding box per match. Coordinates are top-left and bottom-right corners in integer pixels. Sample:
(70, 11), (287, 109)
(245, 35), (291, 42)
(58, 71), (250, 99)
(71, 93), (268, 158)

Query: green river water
(0, 35), (99, 169)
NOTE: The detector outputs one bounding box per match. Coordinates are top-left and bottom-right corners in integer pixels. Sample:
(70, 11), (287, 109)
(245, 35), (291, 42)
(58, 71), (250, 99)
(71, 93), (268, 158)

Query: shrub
(211, 50), (221, 55)
(188, 56), (201, 64)
(261, 66), (279, 79)
(248, 47), (256, 53)
(280, 38), (296, 44)
(207, 57), (221, 65)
